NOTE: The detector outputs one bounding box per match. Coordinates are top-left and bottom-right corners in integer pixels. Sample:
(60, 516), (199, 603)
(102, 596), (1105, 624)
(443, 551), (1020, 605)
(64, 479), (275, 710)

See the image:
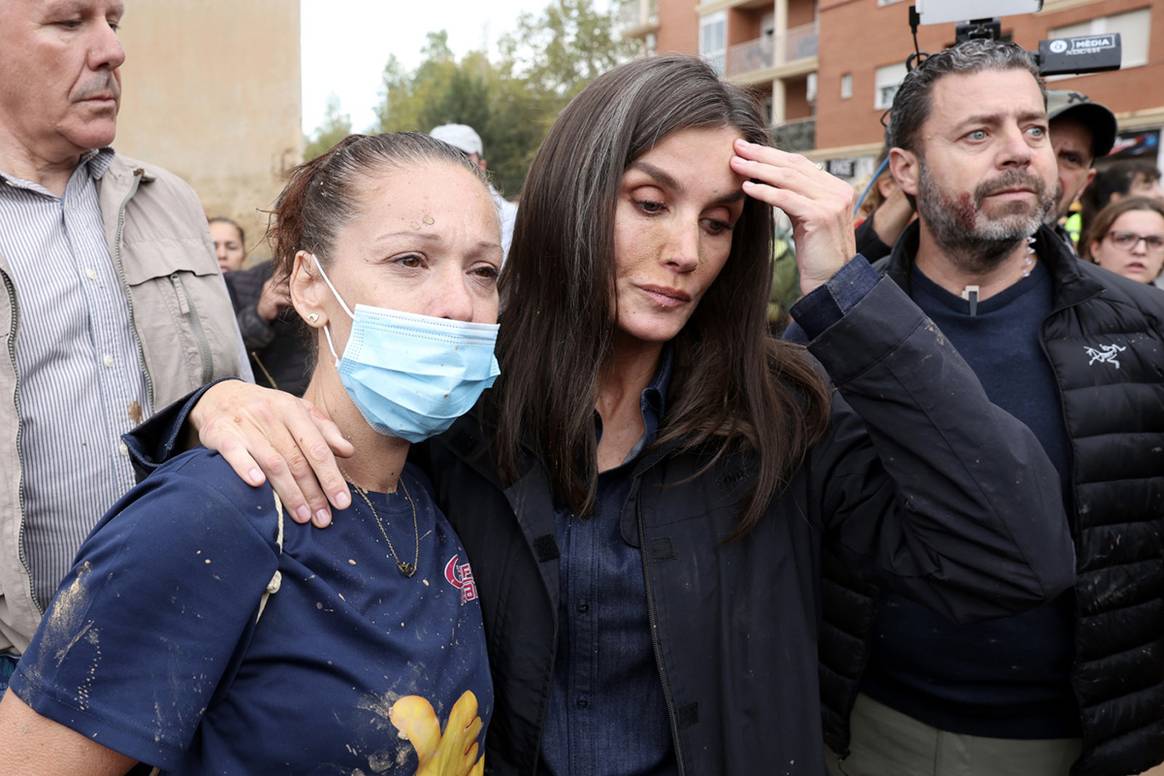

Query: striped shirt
(0, 149), (153, 610)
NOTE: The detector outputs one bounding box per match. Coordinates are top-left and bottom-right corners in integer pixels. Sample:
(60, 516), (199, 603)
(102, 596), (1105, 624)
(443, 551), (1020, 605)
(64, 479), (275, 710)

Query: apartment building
(114, 0), (302, 258)
(622, 0), (821, 151)
(619, 0), (700, 58)
(619, 0), (1164, 183)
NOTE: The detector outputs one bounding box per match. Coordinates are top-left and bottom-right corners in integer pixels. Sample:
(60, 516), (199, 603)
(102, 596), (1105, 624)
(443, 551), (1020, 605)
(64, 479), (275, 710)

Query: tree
(372, 0), (633, 197)
(303, 94), (352, 161)
(502, 0), (636, 99)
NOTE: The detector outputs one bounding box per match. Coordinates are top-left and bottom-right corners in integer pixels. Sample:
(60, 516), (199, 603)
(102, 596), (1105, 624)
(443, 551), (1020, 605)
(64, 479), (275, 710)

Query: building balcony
(618, 0), (659, 38)
(724, 22), (819, 84)
(771, 117), (816, 153)
(726, 35), (773, 77)
(697, 0), (774, 12)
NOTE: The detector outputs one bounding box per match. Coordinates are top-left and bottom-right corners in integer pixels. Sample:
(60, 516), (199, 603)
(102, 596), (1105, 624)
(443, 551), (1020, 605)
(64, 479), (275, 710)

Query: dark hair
(494, 55), (831, 536)
(1080, 159), (1163, 237)
(888, 39), (1044, 154)
(1081, 195), (1164, 262)
(270, 132), (489, 280)
(208, 216), (245, 248)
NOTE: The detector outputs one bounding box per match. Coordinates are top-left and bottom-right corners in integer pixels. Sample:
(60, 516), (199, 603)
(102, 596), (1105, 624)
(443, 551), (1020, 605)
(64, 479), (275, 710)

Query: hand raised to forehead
(729, 139), (857, 296)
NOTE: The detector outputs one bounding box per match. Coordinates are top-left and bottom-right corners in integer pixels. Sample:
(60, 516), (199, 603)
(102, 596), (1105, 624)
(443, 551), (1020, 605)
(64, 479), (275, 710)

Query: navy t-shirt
(11, 449), (492, 774)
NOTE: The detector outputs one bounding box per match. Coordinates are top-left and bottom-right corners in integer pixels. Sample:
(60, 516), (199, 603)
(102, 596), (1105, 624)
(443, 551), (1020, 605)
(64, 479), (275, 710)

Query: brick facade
(619, 0), (1164, 176)
(816, 0), (1164, 154)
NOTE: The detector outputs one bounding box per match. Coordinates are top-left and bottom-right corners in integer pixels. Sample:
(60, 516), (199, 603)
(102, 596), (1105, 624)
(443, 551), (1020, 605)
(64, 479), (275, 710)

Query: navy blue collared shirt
(540, 351), (678, 776)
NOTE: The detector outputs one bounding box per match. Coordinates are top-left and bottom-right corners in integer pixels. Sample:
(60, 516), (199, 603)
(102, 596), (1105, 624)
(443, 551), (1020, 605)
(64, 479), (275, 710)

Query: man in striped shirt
(0, 0), (250, 682)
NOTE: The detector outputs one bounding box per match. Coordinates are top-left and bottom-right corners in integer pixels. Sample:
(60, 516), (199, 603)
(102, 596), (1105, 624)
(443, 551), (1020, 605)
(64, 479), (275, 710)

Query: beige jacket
(0, 153), (248, 653)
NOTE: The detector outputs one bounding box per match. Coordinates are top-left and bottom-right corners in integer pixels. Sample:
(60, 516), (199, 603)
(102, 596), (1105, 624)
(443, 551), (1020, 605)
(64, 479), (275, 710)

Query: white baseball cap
(430, 124), (483, 157)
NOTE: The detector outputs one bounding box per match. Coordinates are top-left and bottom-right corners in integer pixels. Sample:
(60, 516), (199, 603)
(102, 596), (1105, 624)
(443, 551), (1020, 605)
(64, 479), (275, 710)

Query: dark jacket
(224, 261), (311, 396)
(853, 213), (893, 264)
(417, 273), (1074, 775)
(819, 224), (1164, 776)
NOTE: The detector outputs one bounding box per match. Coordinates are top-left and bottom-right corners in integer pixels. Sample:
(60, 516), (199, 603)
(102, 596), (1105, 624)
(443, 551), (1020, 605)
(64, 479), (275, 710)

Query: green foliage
(370, 0), (635, 198)
(504, 0), (637, 99)
(303, 94), (352, 162)
(768, 235), (802, 331)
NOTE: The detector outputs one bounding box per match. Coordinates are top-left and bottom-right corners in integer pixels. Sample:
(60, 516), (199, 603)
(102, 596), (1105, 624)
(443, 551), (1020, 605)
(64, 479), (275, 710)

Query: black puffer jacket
(819, 224), (1164, 776)
(419, 273), (1075, 774)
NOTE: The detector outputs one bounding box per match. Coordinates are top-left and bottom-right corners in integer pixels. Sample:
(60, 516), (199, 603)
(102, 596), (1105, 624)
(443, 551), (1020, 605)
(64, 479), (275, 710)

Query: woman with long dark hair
(147, 56), (1070, 774)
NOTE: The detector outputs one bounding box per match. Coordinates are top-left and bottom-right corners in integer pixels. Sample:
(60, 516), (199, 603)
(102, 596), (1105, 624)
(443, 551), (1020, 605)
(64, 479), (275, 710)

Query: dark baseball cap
(1047, 90), (1117, 160)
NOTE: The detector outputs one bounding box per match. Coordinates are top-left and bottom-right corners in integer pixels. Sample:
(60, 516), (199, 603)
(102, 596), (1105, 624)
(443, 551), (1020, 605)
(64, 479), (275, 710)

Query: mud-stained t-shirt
(10, 448), (492, 775)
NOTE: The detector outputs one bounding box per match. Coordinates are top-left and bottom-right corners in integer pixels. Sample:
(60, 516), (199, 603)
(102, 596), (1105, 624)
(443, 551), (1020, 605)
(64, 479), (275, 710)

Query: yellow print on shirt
(390, 690), (485, 776)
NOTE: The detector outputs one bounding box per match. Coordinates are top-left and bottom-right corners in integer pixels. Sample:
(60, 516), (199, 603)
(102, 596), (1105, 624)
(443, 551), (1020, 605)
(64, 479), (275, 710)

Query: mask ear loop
(307, 252), (354, 366)
(321, 324), (342, 367)
(309, 252), (356, 318)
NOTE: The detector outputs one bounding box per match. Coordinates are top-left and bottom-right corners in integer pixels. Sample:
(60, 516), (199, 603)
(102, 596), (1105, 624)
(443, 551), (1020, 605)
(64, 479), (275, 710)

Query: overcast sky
(300, 0), (580, 135)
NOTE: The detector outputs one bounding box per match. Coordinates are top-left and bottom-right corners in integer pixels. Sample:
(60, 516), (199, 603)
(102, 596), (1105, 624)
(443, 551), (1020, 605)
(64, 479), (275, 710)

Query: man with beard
(1043, 90), (1117, 253)
(0, 0), (249, 686)
(818, 39), (1164, 776)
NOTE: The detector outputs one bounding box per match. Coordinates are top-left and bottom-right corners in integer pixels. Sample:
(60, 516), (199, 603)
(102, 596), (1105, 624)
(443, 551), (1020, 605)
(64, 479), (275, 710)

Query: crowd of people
(0, 2), (1161, 776)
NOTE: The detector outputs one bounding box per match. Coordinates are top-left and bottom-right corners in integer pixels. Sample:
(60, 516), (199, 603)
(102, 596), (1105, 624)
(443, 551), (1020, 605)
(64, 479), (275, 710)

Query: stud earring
(307, 312), (320, 323)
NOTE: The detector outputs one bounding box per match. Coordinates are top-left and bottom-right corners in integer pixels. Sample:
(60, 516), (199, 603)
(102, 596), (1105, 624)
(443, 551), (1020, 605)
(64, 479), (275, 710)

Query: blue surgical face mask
(309, 253), (501, 443)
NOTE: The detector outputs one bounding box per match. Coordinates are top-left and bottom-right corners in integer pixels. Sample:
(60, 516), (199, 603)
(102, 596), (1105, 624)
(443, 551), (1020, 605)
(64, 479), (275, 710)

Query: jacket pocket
(121, 238), (242, 406)
(168, 272), (213, 383)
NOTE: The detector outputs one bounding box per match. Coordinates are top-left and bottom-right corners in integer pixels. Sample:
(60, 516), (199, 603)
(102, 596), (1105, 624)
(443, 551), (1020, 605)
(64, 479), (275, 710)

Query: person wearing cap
(1045, 90), (1118, 253)
(430, 123), (518, 262)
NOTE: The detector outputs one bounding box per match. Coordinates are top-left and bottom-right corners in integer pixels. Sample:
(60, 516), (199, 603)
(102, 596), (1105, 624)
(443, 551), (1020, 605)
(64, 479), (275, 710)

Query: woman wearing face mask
(0, 134), (499, 775)
(1083, 196), (1164, 287)
(137, 57), (1070, 774)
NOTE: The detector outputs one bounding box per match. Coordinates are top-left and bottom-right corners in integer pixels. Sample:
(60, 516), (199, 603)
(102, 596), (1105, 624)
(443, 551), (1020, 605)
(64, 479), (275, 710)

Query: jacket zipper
(1037, 307), (1091, 730)
(636, 487), (687, 776)
(1038, 291), (1099, 544)
(169, 273), (214, 383)
(2, 268), (40, 613)
(111, 170), (154, 407)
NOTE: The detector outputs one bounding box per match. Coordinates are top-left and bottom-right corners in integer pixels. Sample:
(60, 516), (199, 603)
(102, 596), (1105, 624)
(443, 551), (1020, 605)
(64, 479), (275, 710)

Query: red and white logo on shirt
(444, 555), (478, 605)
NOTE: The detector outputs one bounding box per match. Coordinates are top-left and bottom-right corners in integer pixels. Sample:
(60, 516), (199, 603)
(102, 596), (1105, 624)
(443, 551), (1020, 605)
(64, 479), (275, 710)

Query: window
(874, 62), (907, 109)
(840, 73), (853, 100)
(700, 12), (727, 76)
(1050, 8), (1151, 68)
(807, 73), (818, 103)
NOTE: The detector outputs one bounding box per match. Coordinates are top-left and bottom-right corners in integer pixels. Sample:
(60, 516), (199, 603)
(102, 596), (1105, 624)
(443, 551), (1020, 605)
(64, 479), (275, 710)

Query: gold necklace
(348, 477), (419, 578)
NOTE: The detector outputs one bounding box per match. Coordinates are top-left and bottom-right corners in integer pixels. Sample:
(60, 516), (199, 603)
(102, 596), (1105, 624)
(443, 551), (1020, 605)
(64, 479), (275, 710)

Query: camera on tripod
(912, 0), (1122, 77)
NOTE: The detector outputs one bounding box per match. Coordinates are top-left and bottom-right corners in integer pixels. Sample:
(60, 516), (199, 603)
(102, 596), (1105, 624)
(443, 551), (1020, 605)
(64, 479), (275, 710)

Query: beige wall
(115, 0), (302, 262)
